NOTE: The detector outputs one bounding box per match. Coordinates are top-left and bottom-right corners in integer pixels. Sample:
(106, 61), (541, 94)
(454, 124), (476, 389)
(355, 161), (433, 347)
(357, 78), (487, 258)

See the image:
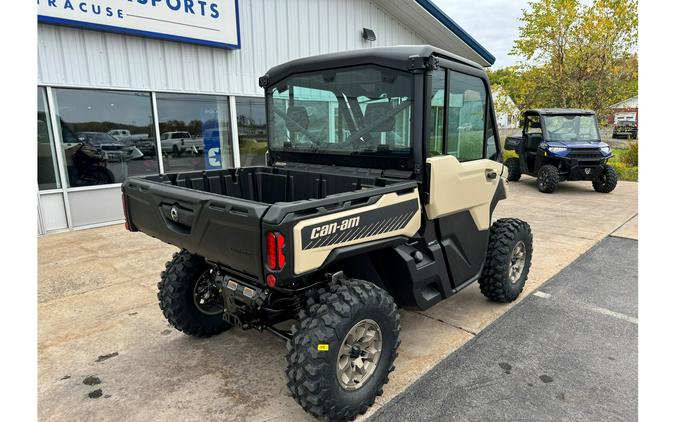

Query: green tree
(506, 0), (637, 121)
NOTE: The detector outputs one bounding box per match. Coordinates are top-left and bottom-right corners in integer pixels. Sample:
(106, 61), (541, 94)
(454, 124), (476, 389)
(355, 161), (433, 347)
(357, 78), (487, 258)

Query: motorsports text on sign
(38, 0), (240, 49)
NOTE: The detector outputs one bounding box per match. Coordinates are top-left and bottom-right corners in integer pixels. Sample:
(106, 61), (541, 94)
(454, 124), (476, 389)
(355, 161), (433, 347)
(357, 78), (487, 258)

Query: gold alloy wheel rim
(336, 319), (383, 391)
(508, 240), (527, 284)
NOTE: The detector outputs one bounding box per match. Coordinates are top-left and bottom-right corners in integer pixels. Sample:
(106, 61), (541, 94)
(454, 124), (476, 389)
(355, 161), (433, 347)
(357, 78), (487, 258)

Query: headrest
(286, 106), (309, 131)
(363, 102), (395, 132)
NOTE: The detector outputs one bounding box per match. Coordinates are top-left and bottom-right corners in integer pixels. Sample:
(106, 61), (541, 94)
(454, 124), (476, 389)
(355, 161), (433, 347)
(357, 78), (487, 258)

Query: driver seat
(286, 106), (309, 133)
(363, 102), (395, 146)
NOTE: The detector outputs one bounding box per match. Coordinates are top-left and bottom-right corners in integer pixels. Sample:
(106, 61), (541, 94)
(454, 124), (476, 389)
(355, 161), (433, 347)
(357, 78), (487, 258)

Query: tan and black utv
(122, 45), (533, 422)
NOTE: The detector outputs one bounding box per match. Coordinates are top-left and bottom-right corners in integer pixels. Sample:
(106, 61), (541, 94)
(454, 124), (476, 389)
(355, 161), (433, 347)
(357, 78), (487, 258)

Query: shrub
(621, 142), (638, 167)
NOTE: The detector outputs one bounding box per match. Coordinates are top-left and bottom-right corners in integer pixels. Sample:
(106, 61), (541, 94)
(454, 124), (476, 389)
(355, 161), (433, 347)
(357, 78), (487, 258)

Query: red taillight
(266, 232), (277, 269)
(266, 274), (277, 289)
(265, 231), (286, 271)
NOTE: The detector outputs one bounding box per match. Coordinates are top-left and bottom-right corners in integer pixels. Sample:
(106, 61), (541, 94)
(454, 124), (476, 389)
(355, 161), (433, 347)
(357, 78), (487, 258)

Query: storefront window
(156, 93), (233, 173)
(53, 88), (158, 187)
(235, 97), (268, 167)
(38, 87), (61, 190)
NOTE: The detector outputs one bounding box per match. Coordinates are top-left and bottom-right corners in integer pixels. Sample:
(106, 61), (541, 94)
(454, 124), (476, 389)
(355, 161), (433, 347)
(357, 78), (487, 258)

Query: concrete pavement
(37, 179), (638, 421)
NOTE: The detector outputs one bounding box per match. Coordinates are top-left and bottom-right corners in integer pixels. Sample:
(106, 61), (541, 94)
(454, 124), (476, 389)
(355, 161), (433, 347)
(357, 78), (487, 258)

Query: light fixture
(362, 28), (376, 42)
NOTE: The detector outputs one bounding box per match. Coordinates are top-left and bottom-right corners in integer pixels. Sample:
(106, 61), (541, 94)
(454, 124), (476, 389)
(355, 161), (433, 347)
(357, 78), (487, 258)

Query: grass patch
(609, 148), (638, 181)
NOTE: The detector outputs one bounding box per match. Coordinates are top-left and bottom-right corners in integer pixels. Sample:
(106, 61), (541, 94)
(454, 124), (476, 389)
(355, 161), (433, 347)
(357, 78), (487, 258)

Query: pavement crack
(413, 311), (477, 335)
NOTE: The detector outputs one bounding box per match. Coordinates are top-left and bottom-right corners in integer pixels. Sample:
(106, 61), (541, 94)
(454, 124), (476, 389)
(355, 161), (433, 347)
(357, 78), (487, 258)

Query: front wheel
(157, 250), (231, 337)
(504, 157), (522, 182)
(479, 218), (533, 303)
(593, 165), (618, 193)
(286, 278), (400, 422)
(537, 164), (560, 193)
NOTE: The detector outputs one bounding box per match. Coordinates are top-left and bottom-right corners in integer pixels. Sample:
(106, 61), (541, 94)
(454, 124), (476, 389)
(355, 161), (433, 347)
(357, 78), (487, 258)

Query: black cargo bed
(123, 166), (413, 281)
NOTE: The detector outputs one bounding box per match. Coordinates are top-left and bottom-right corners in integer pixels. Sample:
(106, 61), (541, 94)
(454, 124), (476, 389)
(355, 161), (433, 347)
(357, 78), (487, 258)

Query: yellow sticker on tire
(317, 344), (329, 351)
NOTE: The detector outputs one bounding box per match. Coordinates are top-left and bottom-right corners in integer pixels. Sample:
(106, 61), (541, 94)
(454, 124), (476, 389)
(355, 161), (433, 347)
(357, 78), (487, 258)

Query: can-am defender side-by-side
(122, 46), (533, 422)
(504, 109), (617, 193)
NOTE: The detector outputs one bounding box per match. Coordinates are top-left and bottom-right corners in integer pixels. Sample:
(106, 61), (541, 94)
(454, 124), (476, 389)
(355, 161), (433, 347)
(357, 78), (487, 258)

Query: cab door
(425, 68), (506, 287)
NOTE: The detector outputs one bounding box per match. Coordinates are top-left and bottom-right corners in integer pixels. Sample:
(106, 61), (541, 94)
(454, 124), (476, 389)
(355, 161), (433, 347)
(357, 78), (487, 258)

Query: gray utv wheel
(593, 165), (618, 193)
(286, 278), (400, 422)
(537, 164), (560, 193)
(479, 218), (533, 303)
(505, 157), (522, 182)
(157, 250), (230, 337)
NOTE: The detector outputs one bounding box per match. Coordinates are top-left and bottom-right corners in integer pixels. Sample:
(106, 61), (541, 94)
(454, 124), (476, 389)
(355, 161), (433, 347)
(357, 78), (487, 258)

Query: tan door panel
(425, 155), (505, 230)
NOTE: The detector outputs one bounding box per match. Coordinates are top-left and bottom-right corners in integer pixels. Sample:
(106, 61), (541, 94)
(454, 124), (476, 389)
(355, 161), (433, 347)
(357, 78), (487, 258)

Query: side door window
(446, 71), (486, 162)
(428, 68), (446, 157)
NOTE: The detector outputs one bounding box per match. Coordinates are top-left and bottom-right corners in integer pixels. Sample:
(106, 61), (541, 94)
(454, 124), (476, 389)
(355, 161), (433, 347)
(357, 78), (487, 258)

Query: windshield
(543, 115), (600, 142)
(267, 66), (413, 156)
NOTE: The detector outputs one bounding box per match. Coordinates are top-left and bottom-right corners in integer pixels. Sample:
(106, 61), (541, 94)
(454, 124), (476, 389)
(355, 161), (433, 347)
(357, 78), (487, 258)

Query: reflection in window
(38, 88), (61, 190)
(53, 88), (158, 187)
(428, 69), (445, 157)
(236, 97), (268, 167)
(447, 71), (486, 162)
(156, 93), (233, 173)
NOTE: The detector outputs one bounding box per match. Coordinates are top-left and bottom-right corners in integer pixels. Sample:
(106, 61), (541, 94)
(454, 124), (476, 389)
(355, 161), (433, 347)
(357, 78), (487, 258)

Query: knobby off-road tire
(286, 278), (400, 422)
(537, 164), (560, 193)
(479, 218), (533, 303)
(157, 250), (231, 337)
(504, 157), (522, 182)
(593, 165), (618, 193)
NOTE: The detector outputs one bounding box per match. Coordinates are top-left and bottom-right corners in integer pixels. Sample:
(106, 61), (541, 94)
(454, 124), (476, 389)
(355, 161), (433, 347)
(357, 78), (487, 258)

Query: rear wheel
(157, 250), (230, 337)
(537, 164), (559, 193)
(286, 278), (400, 421)
(593, 165), (618, 193)
(504, 157), (522, 182)
(479, 218), (533, 303)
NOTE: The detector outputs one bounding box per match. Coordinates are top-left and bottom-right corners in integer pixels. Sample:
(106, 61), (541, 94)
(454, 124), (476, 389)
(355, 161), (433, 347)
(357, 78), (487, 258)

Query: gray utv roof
(526, 108), (596, 116)
(260, 45), (483, 88)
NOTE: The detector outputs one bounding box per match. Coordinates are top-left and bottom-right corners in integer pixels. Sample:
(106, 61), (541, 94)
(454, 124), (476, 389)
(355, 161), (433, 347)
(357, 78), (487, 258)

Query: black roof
(260, 45), (483, 88)
(526, 108), (596, 116)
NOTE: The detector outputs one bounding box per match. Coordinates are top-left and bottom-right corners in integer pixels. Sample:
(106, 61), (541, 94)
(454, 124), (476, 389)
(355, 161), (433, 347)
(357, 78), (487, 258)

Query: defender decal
(301, 199), (418, 250)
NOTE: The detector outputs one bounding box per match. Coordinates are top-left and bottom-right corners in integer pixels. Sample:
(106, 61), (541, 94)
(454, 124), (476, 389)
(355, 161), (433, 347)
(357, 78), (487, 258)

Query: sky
(432, 0), (531, 68)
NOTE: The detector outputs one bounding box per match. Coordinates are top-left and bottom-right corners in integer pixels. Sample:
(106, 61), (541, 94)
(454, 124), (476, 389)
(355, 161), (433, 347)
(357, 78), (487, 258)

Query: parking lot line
(585, 305), (638, 324)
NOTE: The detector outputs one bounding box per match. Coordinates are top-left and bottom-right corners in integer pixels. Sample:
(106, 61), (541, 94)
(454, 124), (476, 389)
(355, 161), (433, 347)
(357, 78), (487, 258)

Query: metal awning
(373, 0), (495, 67)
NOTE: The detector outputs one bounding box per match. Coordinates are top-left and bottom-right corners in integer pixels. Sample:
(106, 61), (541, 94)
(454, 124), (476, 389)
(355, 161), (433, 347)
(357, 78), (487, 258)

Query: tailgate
(123, 178), (269, 280)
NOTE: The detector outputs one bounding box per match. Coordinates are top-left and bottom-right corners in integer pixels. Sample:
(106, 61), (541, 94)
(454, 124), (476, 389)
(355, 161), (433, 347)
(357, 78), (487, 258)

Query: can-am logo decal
(310, 217), (360, 240)
(300, 199), (418, 250)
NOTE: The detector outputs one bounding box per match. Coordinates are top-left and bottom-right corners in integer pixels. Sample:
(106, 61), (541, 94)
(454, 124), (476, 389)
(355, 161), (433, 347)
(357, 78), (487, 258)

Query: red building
(608, 96), (638, 125)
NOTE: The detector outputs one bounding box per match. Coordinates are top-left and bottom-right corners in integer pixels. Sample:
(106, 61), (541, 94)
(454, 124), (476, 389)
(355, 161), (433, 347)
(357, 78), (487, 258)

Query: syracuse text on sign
(38, 0), (240, 48)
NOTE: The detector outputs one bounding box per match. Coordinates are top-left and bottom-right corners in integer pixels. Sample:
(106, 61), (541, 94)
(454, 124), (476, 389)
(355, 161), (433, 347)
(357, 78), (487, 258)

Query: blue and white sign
(38, 0), (240, 49)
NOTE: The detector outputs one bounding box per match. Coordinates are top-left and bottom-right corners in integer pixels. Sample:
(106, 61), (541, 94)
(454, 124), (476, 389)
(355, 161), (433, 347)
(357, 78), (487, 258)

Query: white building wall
(38, 0), (424, 96)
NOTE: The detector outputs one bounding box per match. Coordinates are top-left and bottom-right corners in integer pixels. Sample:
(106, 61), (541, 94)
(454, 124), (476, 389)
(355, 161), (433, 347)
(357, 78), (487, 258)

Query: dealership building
(37, 0), (494, 234)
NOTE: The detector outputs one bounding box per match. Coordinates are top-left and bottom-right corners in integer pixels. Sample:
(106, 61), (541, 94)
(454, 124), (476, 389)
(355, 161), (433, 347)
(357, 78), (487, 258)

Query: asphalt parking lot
(37, 179), (637, 421)
(370, 235), (637, 422)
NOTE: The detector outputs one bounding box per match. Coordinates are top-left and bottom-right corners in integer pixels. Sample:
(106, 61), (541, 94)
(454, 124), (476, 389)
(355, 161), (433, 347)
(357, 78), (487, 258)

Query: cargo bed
(122, 165), (415, 282)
